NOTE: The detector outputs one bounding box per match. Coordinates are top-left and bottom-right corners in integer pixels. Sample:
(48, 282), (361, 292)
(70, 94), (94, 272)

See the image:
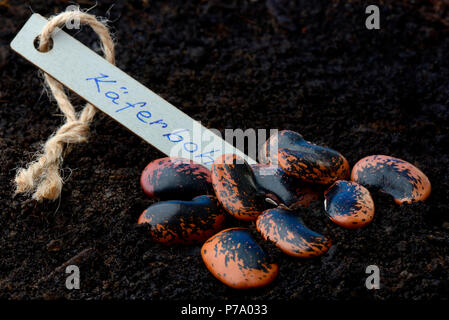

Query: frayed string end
(14, 10), (116, 201)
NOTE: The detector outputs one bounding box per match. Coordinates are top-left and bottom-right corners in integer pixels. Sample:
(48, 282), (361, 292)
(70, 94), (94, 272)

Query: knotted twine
(14, 10), (115, 201)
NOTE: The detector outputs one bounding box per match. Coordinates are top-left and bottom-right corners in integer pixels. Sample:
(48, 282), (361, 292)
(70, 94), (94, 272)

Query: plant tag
(10, 14), (256, 168)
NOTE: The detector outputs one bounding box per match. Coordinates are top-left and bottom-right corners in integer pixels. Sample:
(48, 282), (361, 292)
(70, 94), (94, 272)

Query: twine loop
(14, 10), (116, 201)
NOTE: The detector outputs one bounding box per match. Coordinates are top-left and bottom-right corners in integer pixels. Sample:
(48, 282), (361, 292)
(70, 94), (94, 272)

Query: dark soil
(1, 0), (449, 300)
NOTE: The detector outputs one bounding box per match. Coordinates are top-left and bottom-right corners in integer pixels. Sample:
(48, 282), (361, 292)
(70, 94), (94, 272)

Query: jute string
(14, 10), (115, 201)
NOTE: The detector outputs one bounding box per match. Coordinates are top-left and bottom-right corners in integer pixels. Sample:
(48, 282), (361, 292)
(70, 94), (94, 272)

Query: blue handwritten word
(86, 73), (116, 92)
(195, 149), (220, 165)
(86, 73), (219, 165)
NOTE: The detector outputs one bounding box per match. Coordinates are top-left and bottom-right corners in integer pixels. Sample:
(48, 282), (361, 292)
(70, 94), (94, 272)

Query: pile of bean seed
(138, 130), (431, 289)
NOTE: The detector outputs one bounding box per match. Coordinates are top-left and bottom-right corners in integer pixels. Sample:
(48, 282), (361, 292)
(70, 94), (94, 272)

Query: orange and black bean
(140, 157), (213, 200)
(251, 163), (320, 208)
(211, 154), (275, 221)
(256, 208), (331, 257)
(324, 180), (374, 229)
(138, 195), (226, 245)
(261, 130), (349, 185)
(351, 155), (431, 204)
(201, 228), (278, 289)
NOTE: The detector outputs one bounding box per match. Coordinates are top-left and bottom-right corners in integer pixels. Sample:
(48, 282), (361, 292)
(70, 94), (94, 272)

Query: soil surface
(1, 0), (448, 300)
